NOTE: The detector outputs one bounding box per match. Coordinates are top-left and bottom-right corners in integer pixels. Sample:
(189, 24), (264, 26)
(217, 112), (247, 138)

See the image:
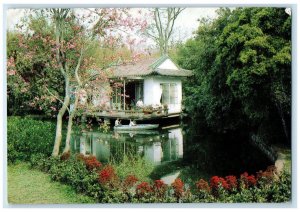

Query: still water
(71, 122), (273, 184)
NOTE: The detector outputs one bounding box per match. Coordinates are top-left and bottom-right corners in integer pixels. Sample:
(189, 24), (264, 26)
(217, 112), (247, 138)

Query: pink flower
(50, 106), (57, 111)
(7, 70), (16, 76)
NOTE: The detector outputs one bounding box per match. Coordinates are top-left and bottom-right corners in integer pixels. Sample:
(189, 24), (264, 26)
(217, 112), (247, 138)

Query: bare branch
(44, 86), (70, 113)
(145, 8), (184, 55)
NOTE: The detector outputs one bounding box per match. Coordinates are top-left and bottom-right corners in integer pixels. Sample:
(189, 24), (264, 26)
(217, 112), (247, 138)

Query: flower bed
(30, 153), (291, 203)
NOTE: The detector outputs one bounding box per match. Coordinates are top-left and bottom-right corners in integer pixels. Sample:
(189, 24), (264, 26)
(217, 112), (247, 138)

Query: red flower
(210, 176), (220, 190)
(247, 175), (257, 187)
(240, 172), (257, 188)
(76, 154), (102, 171)
(171, 178), (184, 199)
(136, 182), (152, 198)
(153, 179), (166, 189)
(98, 165), (117, 185)
(256, 165), (276, 184)
(225, 175), (238, 191)
(153, 180), (168, 198)
(195, 179), (210, 192)
(210, 176), (229, 191)
(123, 175), (138, 188)
(84, 155), (102, 171)
(220, 177), (229, 190)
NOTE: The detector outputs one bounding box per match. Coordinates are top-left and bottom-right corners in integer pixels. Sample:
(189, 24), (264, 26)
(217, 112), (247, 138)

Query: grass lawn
(7, 162), (95, 204)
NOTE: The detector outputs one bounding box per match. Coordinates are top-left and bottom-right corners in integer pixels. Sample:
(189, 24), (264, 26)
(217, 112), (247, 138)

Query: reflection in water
(71, 124), (273, 184)
(161, 170), (181, 185)
(71, 127), (184, 166)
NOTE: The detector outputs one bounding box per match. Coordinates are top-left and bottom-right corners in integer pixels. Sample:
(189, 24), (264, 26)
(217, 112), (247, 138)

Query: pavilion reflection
(71, 127), (183, 165)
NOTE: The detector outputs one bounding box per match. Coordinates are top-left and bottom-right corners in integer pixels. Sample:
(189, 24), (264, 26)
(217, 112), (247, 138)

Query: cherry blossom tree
(7, 8), (149, 156)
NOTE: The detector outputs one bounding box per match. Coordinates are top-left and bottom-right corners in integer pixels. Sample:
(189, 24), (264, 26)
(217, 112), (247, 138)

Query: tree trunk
(63, 113), (74, 154)
(63, 91), (79, 153)
(52, 77), (70, 156)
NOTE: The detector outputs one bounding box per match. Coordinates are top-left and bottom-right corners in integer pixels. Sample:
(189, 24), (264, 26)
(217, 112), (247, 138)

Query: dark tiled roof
(156, 68), (194, 77)
(108, 55), (193, 78)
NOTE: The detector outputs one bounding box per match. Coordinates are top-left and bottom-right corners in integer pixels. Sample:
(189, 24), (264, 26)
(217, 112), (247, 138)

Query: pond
(70, 121), (273, 185)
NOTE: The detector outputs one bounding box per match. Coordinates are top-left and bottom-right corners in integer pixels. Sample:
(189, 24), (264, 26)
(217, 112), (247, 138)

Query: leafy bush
(30, 153), (103, 201)
(60, 151), (71, 161)
(112, 155), (154, 182)
(98, 165), (118, 188)
(30, 153), (60, 172)
(8, 116), (57, 163)
(135, 182), (152, 199)
(29, 152), (291, 203)
(171, 178), (185, 201)
(152, 180), (168, 200)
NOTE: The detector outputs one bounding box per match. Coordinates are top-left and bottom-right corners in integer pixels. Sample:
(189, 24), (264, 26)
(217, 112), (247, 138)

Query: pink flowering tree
(7, 17), (64, 116)
(7, 8), (149, 156)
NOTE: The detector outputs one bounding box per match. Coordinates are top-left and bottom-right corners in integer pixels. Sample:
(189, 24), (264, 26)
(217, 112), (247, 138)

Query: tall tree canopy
(177, 7), (291, 143)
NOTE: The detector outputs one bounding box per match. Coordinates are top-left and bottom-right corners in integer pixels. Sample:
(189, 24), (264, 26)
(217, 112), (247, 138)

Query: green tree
(178, 7), (291, 143)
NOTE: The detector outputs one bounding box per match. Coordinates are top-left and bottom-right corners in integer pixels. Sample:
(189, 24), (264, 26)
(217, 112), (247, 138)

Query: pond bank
(272, 144), (292, 174)
(250, 133), (291, 174)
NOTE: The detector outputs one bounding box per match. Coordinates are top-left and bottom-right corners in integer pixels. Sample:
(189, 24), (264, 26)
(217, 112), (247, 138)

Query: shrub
(256, 165), (276, 185)
(30, 153), (103, 200)
(7, 116), (57, 163)
(136, 182), (152, 199)
(210, 176), (229, 195)
(101, 189), (128, 203)
(196, 179), (211, 193)
(195, 179), (213, 201)
(98, 165), (118, 187)
(112, 155), (154, 182)
(76, 153), (85, 161)
(60, 151), (71, 161)
(123, 175), (139, 188)
(171, 178), (185, 201)
(84, 155), (102, 171)
(30, 153), (60, 172)
(225, 175), (238, 191)
(75, 154), (102, 171)
(28, 151), (291, 203)
(240, 172), (257, 189)
(152, 180), (168, 199)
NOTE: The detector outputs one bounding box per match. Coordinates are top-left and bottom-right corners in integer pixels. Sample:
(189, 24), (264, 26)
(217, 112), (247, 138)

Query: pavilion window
(161, 83), (178, 105)
(111, 87), (122, 109)
(135, 82), (144, 102)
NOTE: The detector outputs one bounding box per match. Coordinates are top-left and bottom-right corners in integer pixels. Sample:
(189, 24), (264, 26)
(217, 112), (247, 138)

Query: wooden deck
(83, 109), (180, 121)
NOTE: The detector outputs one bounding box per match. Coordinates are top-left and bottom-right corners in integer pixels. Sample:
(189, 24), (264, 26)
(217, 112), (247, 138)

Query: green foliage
(111, 154), (154, 182)
(7, 14), (64, 116)
(7, 116), (56, 163)
(30, 153), (103, 200)
(28, 152), (291, 203)
(178, 8), (291, 142)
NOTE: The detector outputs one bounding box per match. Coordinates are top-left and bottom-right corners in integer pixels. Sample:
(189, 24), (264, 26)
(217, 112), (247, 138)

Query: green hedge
(7, 116), (56, 163)
(30, 153), (291, 203)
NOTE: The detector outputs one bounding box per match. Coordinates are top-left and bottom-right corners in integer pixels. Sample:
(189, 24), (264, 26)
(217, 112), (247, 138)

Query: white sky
(6, 7), (218, 41)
